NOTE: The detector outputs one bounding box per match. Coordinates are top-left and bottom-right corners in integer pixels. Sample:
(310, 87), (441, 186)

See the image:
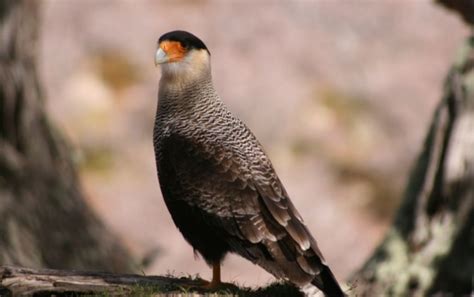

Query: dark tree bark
(0, 0), (135, 272)
(436, 0), (474, 25)
(351, 3), (474, 296)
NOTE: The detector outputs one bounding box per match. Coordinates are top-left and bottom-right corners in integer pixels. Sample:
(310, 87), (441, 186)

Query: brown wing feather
(158, 129), (338, 292)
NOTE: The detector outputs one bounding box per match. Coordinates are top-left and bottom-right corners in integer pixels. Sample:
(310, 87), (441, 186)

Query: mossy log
(0, 266), (303, 297)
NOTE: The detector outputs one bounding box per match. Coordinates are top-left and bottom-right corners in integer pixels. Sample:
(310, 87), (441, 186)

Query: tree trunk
(351, 4), (474, 296)
(0, 0), (135, 272)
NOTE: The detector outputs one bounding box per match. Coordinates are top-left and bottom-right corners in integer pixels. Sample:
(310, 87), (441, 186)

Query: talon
(202, 263), (221, 290)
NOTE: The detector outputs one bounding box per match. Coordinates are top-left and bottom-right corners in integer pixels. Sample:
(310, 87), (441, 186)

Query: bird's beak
(155, 48), (168, 66)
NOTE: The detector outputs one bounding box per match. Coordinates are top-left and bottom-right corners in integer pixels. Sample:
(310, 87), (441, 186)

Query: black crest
(159, 30), (210, 55)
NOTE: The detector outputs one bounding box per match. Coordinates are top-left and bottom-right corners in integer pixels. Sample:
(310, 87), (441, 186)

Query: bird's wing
(158, 124), (328, 266)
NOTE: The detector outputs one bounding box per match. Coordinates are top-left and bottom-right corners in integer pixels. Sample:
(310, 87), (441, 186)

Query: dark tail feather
(311, 265), (346, 297)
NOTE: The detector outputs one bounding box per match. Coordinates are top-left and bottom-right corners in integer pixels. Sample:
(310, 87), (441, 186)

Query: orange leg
(203, 263), (221, 289)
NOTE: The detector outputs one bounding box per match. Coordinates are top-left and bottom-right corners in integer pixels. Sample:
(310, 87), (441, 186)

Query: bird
(153, 30), (345, 297)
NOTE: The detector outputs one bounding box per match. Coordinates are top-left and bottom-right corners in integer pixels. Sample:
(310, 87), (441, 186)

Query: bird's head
(155, 30), (211, 83)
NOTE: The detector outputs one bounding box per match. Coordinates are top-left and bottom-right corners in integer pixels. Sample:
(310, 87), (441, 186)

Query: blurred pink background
(38, 0), (468, 286)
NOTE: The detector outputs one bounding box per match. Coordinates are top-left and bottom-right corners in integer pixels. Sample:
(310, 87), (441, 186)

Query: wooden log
(0, 266), (303, 297)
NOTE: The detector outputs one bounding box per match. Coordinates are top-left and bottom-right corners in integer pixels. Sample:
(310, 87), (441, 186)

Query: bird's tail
(311, 265), (346, 297)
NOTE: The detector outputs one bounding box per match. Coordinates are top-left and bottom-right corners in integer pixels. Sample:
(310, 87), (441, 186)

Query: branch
(0, 266), (304, 297)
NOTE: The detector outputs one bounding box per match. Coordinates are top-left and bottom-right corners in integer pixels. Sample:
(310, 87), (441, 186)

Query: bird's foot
(197, 262), (228, 290)
(201, 279), (223, 290)
(197, 279), (239, 293)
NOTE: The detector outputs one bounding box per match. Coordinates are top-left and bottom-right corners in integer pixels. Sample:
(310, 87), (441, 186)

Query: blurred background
(37, 0), (468, 286)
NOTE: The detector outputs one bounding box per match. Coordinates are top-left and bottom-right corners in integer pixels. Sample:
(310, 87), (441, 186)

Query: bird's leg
(203, 262), (222, 289)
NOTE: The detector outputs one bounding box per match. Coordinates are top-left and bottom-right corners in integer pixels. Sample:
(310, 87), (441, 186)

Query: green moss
(454, 37), (474, 71)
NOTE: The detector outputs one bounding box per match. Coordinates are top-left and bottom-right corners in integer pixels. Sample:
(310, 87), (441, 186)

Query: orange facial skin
(160, 40), (186, 62)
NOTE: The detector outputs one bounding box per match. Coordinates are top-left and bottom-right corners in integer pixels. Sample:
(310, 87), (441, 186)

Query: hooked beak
(155, 48), (168, 66)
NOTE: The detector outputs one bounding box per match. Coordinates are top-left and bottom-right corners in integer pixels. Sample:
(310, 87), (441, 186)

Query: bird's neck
(157, 72), (220, 116)
(159, 54), (212, 88)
